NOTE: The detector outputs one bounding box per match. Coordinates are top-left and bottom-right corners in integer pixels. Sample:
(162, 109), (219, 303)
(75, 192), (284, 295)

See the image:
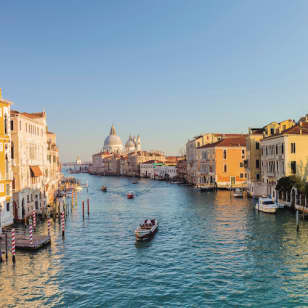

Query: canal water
(1, 174), (308, 307)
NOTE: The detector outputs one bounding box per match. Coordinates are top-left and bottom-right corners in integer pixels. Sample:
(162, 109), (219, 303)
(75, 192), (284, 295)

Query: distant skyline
(1, 1), (308, 162)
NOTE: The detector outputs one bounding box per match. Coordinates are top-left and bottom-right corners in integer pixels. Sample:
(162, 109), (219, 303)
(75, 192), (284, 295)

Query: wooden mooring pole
(5, 232), (8, 260)
(87, 199), (90, 216)
(296, 210), (299, 232)
(82, 201), (85, 219)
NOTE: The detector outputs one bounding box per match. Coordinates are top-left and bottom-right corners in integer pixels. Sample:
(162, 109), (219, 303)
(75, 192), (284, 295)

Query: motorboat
(256, 197), (279, 213)
(135, 219), (158, 241)
(233, 188), (243, 198)
(127, 191), (134, 199)
(101, 186), (107, 192)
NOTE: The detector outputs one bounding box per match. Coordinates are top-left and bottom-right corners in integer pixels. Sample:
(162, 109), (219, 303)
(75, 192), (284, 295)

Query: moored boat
(127, 191), (134, 199)
(101, 186), (107, 192)
(256, 197), (278, 214)
(135, 219), (158, 241)
(233, 188), (243, 198)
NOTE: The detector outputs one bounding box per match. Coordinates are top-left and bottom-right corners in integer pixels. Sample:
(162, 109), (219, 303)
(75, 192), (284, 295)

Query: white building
(11, 110), (48, 221)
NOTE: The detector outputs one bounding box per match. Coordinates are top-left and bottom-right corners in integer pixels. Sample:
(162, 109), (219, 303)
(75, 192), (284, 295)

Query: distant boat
(101, 186), (107, 192)
(135, 219), (158, 241)
(256, 197), (278, 214)
(127, 191), (134, 199)
(233, 188), (243, 198)
(132, 181), (138, 184)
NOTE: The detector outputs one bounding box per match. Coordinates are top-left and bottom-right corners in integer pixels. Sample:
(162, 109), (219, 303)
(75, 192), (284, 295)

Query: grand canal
(1, 174), (308, 307)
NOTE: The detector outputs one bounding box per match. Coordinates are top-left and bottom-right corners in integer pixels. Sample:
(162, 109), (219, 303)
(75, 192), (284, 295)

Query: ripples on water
(1, 174), (308, 307)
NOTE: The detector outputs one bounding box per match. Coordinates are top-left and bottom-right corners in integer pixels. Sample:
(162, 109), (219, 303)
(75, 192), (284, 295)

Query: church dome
(104, 135), (123, 147)
(125, 136), (135, 148)
(103, 125), (123, 153)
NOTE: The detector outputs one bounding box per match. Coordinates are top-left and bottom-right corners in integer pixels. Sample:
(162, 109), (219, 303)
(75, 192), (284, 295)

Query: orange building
(198, 137), (247, 188)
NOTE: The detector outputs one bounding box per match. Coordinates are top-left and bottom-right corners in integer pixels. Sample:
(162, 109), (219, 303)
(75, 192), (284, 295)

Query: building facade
(11, 110), (48, 221)
(46, 131), (61, 204)
(0, 90), (13, 229)
(261, 122), (308, 198)
(197, 137), (247, 188)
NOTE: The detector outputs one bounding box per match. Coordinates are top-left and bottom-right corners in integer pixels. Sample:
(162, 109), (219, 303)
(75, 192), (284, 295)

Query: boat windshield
(263, 201), (275, 205)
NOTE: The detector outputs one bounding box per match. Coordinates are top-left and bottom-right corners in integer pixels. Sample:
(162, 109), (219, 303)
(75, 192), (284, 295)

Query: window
(245, 173), (247, 178)
(270, 128), (274, 135)
(10, 120), (13, 131)
(256, 173), (260, 180)
(276, 145), (278, 155)
(256, 142), (260, 150)
(256, 160), (260, 169)
(291, 143), (296, 153)
(224, 164), (227, 173)
(240, 173), (243, 178)
(6, 184), (10, 196)
(223, 150), (227, 159)
(4, 114), (7, 135)
(5, 154), (8, 178)
(6, 202), (10, 212)
(11, 142), (14, 159)
(240, 162), (244, 167)
(27, 195), (29, 202)
(282, 144), (284, 154)
(291, 161), (296, 174)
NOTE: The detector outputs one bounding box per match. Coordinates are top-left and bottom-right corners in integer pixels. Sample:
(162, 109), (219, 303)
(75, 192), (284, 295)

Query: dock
(0, 233), (51, 251)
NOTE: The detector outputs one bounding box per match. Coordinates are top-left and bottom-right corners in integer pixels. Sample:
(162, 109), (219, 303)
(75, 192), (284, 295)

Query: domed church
(103, 125), (141, 154)
(103, 125), (124, 153)
(125, 135), (141, 153)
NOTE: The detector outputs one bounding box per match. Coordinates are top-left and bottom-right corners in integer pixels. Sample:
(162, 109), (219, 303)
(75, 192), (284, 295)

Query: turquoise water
(1, 174), (308, 307)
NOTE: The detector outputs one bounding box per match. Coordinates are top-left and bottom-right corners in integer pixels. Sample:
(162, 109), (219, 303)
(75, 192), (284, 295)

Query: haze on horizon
(1, 1), (308, 162)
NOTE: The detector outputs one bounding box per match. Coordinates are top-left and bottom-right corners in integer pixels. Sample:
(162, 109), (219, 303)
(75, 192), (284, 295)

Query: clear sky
(1, 1), (308, 162)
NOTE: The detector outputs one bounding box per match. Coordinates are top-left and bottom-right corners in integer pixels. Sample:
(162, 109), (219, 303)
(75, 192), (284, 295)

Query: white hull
(135, 220), (158, 240)
(256, 204), (277, 213)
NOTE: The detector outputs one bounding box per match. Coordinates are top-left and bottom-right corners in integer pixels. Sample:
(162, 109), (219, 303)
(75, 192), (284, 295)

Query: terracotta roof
(249, 128), (264, 135)
(11, 110), (46, 119)
(198, 137), (246, 149)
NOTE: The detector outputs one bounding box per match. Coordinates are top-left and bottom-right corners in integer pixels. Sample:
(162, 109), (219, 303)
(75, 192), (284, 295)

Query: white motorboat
(233, 188), (243, 198)
(256, 197), (279, 214)
(135, 219), (158, 241)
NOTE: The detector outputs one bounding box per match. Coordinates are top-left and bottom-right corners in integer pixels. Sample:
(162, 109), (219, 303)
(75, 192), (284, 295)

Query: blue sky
(1, 1), (308, 161)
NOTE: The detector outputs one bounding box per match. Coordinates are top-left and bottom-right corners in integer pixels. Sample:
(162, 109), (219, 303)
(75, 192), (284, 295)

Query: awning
(30, 165), (43, 177)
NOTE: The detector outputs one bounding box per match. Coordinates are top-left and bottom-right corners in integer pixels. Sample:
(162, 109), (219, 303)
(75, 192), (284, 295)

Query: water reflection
(2, 174), (308, 306)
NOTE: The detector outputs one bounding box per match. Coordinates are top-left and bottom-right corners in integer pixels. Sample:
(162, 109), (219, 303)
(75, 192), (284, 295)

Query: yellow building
(0, 89), (13, 230)
(263, 119), (295, 137)
(261, 122), (308, 198)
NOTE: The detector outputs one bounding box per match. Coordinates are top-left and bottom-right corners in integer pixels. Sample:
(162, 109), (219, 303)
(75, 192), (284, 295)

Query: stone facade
(46, 131), (61, 204)
(10, 110), (48, 221)
(261, 122), (308, 199)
